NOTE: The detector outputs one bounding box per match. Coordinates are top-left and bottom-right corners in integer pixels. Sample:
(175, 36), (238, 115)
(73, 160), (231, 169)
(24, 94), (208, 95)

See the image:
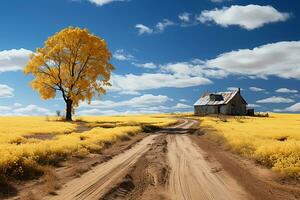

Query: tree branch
(70, 39), (82, 77)
(43, 82), (60, 91)
(70, 54), (91, 91)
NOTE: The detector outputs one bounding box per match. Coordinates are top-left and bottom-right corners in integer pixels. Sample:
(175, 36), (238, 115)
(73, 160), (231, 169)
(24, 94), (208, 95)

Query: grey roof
(194, 90), (247, 106)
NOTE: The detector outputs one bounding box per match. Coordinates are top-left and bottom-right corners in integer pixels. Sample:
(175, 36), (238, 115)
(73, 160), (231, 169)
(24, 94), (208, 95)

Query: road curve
(167, 121), (251, 200)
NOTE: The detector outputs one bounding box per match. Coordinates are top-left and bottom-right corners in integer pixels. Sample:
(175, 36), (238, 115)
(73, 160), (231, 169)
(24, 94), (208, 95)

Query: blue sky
(0, 0), (300, 116)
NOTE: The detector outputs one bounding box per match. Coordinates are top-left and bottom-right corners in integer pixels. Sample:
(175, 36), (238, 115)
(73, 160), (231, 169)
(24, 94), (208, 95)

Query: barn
(194, 88), (248, 116)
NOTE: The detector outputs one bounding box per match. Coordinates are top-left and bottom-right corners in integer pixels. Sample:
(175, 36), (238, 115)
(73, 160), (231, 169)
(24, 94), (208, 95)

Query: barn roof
(194, 89), (247, 106)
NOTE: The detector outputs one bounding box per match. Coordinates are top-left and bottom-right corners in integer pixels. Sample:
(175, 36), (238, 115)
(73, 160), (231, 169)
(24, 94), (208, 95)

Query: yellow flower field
(0, 117), (77, 144)
(198, 113), (300, 178)
(0, 115), (176, 179)
(78, 114), (177, 128)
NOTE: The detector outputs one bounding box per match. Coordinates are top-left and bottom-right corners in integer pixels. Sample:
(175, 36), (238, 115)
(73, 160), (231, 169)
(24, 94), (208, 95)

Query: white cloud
(113, 49), (134, 61)
(77, 109), (120, 116)
(178, 12), (191, 23)
(80, 94), (170, 109)
(107, 40), (300, 95)
(249, 87), (265, 92)
(78, 95), (194, 115)
(275, 88), (298, 93)
(173, 103), (192, 109)
(227, 87), (242, 91)
(0, 48), (32, 72)
(135, 24), (153, 35)
(132, 62), (156, 69)
(88, 0), (128, 6)
(179, 99), (187, 102)
(110, 73), (212, 92)
(0, 104), (51, 116)
(0, 84), (14, 98)
(13, 103), (22, 107)
(76, 108), (161, 116)
(0, 106), (11, 112)
(207, 41), (300, 79)
(107, 59), (224, 94)
(77, 109), (102, 116)
(156, 19), (176, 32)
(198, 5), (289, 30)
(136, 19), (176, 35)
(161, 59), (228, 79)
(274, 103), (300, 112)
(14, 104), (51, 115)
(247, 104), (261, 108)
(256, 96), (294, 104)
(119, 90), (141, 95)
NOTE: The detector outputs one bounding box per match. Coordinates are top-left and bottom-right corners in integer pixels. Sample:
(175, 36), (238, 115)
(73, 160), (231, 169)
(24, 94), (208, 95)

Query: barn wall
(220, 94), (247, 115)
(220, 105), (229, 114)
(194, 105), (218, 115)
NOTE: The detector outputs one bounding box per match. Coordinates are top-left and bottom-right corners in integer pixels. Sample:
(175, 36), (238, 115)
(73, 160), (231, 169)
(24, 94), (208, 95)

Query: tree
(24, 27), (114, 121)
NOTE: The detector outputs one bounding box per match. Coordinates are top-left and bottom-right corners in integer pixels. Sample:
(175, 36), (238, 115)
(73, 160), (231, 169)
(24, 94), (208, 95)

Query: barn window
(209, 94), (223, 101)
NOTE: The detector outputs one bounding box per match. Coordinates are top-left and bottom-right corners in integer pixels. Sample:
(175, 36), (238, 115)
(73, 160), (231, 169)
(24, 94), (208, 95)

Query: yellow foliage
(198, 113), (300, 178)
(24, 27), (114, 120)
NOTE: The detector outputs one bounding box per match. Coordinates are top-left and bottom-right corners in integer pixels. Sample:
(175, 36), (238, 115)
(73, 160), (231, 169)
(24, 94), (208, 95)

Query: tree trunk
(66, 99), (73, 121)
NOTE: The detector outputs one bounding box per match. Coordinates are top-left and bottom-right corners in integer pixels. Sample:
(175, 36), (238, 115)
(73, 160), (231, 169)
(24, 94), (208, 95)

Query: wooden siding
(194, 93), (247, 116)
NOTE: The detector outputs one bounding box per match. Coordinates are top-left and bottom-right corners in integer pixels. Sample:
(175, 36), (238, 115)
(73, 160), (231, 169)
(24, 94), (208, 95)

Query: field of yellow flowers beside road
(0, 115), (176, 181)
(198, 113), (300, 179)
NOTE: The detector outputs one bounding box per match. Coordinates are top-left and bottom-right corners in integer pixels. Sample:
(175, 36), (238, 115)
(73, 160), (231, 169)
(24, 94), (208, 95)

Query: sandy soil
(166, 119), (251, 200)
(101, 135), (170, 200)
(44, 135), (159, 200)
(167, 134), (251, 200)
(98, 119), (252, 200)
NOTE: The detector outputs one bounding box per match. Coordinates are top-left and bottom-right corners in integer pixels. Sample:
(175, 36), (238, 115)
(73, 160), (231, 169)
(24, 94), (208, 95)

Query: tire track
(45, 119), (190, 200)
(167, 132), (252, 200)
(46, 134), (158, 200)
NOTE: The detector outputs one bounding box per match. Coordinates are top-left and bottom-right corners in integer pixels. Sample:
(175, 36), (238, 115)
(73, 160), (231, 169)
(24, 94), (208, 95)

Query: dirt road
(46, 119), (252, 200)
(162, 119), (250, 200)
(167, 134), (251, 200)
(46, 134), (158, 200)
(44, 118), (284, 200)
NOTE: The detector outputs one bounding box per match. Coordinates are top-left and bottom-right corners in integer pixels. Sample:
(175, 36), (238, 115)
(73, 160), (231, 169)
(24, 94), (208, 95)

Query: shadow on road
(157, 127), (202, 135)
